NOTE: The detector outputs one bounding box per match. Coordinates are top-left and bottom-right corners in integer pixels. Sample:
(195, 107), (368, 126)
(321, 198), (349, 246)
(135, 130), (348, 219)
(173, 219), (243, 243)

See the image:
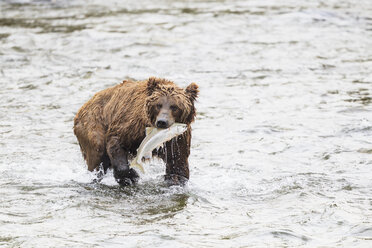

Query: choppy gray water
(1, 0), (372, 247)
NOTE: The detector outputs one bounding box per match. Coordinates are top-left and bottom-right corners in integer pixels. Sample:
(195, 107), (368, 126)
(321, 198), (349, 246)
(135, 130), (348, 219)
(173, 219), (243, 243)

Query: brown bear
(73, 77), (199, 186)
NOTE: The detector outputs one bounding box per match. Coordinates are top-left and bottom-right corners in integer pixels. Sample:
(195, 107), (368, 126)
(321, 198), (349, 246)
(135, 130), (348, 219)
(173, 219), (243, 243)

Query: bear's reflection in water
(79, 180), (189, 220)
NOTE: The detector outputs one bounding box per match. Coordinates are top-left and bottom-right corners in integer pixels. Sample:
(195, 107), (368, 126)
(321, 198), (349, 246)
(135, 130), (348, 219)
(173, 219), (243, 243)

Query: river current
(0, 0), (371, 247)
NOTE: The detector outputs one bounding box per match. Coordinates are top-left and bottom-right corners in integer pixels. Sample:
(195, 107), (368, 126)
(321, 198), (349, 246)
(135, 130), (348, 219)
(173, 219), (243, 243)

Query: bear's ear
(147, 77), (160, 96)
(185, 83), (199, 102)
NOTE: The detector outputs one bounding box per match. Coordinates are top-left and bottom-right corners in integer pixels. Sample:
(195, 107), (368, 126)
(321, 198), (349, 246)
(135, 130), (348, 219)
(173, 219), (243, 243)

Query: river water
(0, 0), (371, 247)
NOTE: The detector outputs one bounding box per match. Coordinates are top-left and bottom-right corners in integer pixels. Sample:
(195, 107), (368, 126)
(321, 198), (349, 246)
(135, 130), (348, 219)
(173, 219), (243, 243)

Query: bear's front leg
(106, 136), (139, 186)
(162, 131), (191, 186)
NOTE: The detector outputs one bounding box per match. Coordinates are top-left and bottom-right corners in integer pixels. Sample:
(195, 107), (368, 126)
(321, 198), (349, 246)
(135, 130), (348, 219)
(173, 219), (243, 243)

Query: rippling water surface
(1, 0), (372, 247)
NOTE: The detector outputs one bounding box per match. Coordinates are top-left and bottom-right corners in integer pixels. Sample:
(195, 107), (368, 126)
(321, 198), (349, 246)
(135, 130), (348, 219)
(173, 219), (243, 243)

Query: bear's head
(145, 77), (199, 128)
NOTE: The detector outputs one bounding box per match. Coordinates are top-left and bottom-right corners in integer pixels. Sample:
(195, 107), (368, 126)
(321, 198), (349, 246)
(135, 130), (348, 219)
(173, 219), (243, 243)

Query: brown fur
(73, 77), (199, 185)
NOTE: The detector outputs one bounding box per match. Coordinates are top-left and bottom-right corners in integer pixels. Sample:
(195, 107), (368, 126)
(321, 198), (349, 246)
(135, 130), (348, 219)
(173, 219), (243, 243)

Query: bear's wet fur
(73, 77), (199, 186)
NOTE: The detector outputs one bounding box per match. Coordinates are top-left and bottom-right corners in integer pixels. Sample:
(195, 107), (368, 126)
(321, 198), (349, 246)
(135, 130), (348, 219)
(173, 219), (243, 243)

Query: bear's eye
(156, 104), (162, 109)
(170, 105), (178, 111)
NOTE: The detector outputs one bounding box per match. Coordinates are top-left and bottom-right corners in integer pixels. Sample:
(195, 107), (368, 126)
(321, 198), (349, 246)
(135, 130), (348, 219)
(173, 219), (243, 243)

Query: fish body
(130, 123), (187, 173)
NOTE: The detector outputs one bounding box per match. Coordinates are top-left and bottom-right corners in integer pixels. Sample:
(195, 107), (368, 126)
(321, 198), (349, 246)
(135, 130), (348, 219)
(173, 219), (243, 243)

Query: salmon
(130, 123), (187, 173)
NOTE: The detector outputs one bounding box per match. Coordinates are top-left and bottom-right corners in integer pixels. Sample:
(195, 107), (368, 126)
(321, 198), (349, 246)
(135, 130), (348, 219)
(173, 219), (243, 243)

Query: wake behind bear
(73, 77), (199, 186)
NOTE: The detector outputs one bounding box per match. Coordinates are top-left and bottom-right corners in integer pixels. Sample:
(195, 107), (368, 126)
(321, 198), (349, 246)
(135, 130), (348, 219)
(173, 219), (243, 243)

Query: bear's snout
(155, 100), (175, 128)
(156, 119), (169, 129)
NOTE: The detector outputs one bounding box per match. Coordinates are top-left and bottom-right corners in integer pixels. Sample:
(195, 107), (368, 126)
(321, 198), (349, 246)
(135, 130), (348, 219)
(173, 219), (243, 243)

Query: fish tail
(130, 160), (145, 173)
